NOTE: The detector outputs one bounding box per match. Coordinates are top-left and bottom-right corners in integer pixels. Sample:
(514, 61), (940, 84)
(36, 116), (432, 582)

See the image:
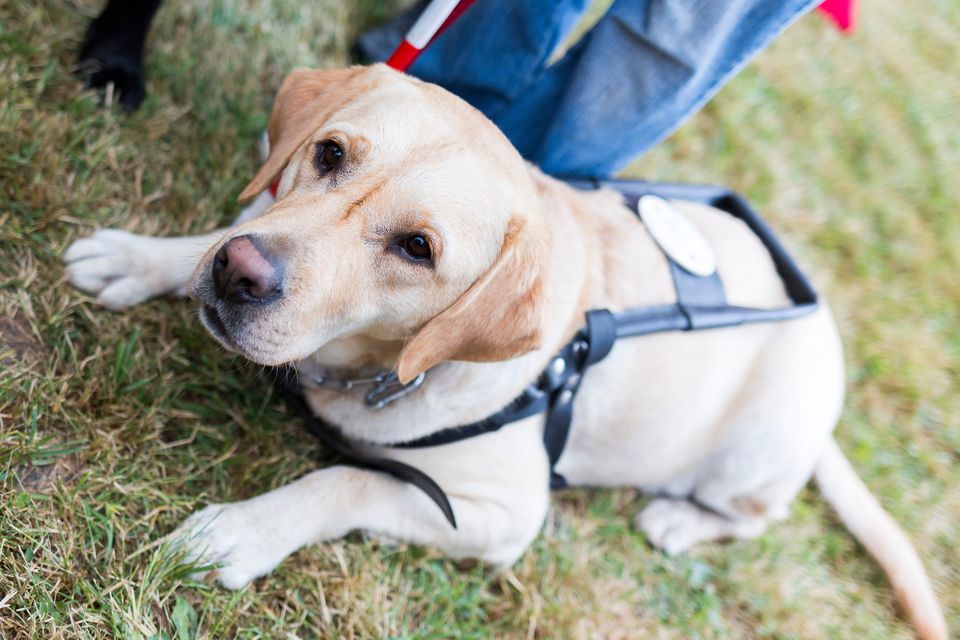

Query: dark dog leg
(78, 0), (164, 112)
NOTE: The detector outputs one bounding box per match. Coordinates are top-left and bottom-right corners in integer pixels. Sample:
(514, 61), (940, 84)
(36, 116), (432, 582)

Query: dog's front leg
(171, 456), (549, 589)
(64, 190), (274, 309)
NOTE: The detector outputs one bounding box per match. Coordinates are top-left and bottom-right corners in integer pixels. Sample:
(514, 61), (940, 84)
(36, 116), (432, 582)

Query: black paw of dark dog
(77, 0), (163, 112)
(77, 49), (147, 112)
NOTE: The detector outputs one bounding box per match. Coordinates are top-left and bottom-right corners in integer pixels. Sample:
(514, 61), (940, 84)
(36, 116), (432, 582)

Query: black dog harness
(274, 179), (819, 529)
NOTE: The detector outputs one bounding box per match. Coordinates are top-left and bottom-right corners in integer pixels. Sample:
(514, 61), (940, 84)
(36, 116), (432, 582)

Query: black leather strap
(394, 384), (549, 449)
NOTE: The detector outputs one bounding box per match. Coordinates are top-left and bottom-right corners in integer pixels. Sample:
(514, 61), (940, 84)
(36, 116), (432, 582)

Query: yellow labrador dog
(64, 65), (946, 639)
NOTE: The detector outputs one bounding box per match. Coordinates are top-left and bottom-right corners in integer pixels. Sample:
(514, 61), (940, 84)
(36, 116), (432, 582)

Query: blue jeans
(366, 0), (817, 178)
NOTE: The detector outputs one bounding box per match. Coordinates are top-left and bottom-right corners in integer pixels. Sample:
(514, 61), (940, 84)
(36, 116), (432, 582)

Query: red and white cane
(386, 0), (476, 71)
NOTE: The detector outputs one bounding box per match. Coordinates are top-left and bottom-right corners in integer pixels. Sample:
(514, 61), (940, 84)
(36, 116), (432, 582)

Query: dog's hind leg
(636, 481), (798, 555)
(64, 190), (274, 309)
(637, 308), (845, 555)
(637, 423), (823, 555)
(637, 401), (832, 554)
(636, 408), (826, 554)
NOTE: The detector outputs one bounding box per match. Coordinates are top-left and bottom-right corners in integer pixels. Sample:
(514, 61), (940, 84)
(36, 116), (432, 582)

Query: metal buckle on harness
(364, 371), (427, 410)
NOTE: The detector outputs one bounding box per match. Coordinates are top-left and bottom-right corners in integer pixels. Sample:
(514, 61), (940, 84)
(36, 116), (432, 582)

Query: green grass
(1, 0), (958, 637)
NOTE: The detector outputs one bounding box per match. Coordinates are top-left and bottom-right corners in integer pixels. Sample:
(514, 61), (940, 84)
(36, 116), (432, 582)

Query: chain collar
(303, 368), (427, 410)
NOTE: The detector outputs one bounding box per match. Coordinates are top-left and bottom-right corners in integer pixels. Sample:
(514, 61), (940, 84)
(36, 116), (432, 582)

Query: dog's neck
(305, 333), (404, 376)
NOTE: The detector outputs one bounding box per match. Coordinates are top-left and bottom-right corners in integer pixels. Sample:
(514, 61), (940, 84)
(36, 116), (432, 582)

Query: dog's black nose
(212, 235), (283, 304)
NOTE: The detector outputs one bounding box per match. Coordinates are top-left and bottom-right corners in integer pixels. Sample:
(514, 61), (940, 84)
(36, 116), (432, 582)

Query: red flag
(818, 0), (857, 33)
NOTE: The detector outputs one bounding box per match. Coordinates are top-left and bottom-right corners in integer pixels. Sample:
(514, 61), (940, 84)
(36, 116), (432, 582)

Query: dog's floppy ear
(396, 217), (550, 383)
(238, 67), (362, 202)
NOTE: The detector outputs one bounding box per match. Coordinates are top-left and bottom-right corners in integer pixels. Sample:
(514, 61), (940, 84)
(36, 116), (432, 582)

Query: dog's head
(189, 65), (550, 382)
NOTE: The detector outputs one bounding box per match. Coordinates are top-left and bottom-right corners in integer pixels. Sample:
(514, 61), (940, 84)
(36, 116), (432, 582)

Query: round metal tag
(637, 195), (717, 277)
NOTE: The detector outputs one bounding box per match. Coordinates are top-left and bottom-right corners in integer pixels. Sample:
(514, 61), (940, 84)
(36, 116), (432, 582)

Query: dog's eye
(398, 235), (432, 263)
(315, 140), (343, 174)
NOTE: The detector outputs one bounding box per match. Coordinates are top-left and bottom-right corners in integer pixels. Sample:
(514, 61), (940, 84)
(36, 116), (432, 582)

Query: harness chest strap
(277, 186), (820, 529)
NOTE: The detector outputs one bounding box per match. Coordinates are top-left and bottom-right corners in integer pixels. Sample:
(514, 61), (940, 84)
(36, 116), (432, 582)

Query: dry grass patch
(1, 0), (957, 638)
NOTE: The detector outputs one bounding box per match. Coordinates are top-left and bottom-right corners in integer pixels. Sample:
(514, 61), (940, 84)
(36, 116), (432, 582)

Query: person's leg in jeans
(497, 0), (819, 177)
(359, 0), (817, 178)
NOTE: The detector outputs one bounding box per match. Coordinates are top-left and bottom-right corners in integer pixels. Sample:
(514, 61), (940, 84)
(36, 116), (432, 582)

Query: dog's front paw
(169, 503), (283, 589)
(64, 230), (174, 310)
(168, 502), (290, 590)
